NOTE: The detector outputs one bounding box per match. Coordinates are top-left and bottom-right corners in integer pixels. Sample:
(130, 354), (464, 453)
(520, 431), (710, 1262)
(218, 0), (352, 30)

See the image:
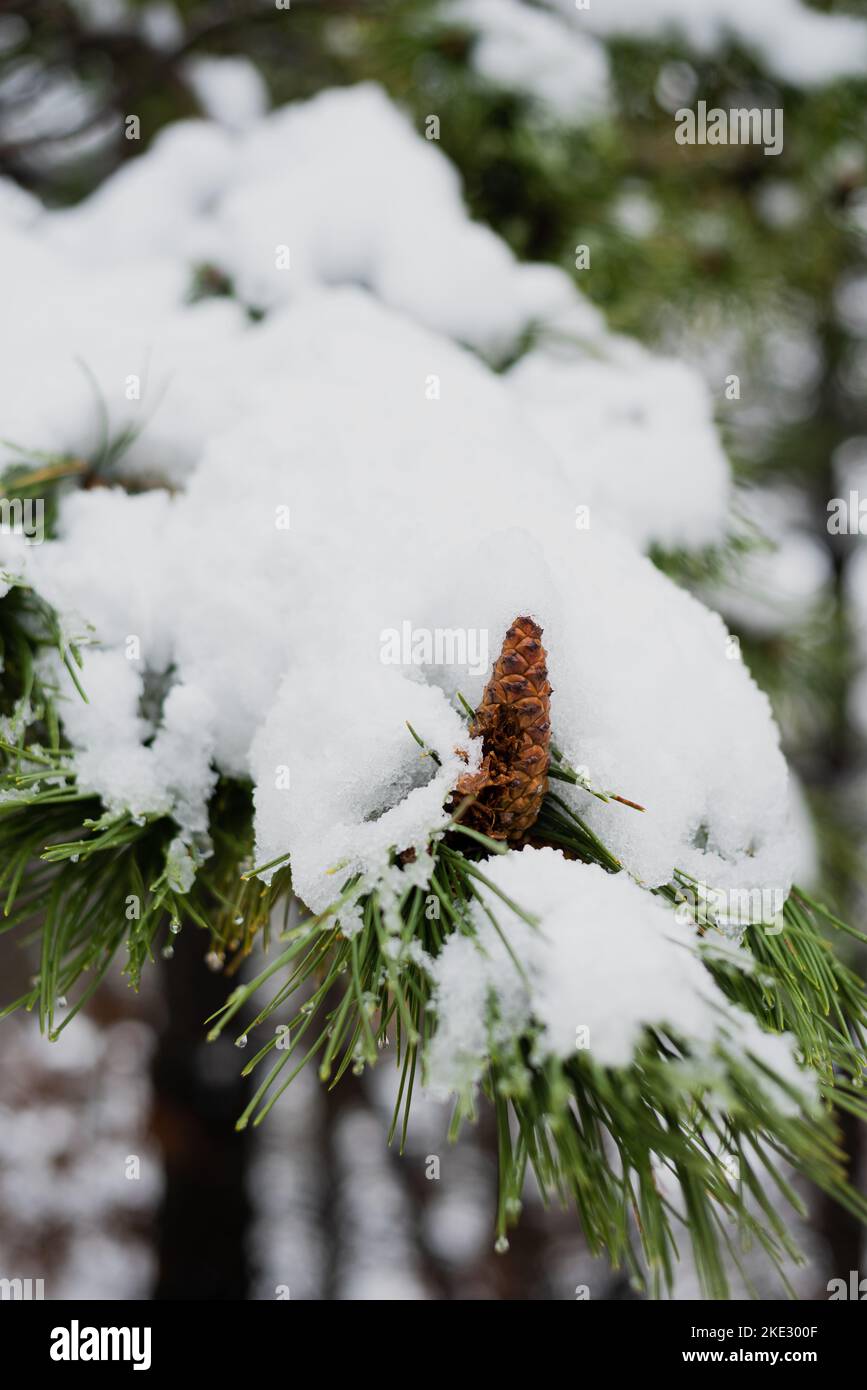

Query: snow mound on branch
(414, 523), (794, 899)
(562, 0), (867, 89)
(30, 488), (175, 669)
(446, 0), (867, 107)
(0, 177), (41, 229)
(0, 215), (251, 474)
(426, 848), (811, 1103)
(182, 56), (269, 133)
(0, 85), (792, 909)
(250, 659), (480, 916)
(46, 120), (237, 266)
(40, 649), (217, 840)
(508, 338), (730, 550)
(18, 286), (793, 909)
(200, 82), (587, 357)
(39, 83), (590, 358)
(0, 80), (726, 545)
(446, 0), (611, 121)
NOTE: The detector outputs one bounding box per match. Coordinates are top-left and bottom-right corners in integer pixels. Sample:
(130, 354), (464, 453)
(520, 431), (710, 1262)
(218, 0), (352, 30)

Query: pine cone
(453, 616), (552, 841)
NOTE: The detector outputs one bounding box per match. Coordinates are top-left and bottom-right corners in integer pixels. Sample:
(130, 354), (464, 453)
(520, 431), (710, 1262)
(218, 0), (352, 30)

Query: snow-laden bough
(1, 82), (865, 1296)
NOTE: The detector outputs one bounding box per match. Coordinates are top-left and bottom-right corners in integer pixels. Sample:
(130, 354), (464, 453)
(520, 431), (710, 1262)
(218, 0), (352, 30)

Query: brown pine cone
(452, 616), (552, 842)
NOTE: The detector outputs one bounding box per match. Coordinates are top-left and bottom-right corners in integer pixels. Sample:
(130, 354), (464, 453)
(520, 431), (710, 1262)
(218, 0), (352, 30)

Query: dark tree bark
(150, 928), (252, 1300)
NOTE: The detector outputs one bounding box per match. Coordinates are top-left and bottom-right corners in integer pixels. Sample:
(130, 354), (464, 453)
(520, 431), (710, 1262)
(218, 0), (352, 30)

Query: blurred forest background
(1, 0), (866, 1299)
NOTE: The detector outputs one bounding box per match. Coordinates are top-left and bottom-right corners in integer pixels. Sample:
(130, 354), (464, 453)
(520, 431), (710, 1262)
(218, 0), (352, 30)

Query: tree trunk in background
(150, 929), (252, 1299)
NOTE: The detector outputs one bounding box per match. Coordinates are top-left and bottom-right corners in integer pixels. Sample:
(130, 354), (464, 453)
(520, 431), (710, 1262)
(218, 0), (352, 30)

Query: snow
(702, 486), (832, 639)
(18, 285), (794, 905)
(0, 79), (722, 525)
(251, 659), (480, 915)
(1, 83), (800, 982)
(40, 647), (217, 842)
(446, 0), (610, 121)
(610, 184), (659, 240)
(563, 0), (867, 89)
(508, 337), (730, 551)
(182, 56), (270, 132)
(426, 848), (812, 1103)
(0, 176), (41, 229)
(46, 120), (237, 267)
(445, 0), (867, 107)
(717, 529), (831, 638)
(202, 83), (589, 356)
(30, 487), (175, 667)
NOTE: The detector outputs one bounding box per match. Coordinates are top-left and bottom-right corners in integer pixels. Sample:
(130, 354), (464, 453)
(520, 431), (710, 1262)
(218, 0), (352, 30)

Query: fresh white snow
(426, 848), (812, 1101)
(0, 80), (808, 1083)
(446, 0), (867, 120)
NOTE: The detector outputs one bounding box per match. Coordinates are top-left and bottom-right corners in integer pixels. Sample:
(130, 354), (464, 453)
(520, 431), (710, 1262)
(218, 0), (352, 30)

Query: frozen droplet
(235, 1034), (248, 1049)
(161, 945), (175, 960)
(69, 853), (79, 864)
(234, 916), (243, 926)
(56, 996), (68, 1009)
(494, 1236), (509, 1254)
(205, 951), (224, 971)
(170, 920), (181, 935)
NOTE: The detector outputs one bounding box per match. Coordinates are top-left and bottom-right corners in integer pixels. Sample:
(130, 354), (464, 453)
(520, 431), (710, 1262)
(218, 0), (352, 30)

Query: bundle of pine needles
(2, 462), (867, 1297)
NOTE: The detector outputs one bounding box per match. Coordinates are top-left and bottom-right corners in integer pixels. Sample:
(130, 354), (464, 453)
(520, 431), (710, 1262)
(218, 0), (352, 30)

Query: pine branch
(2, 598), (866, 1297)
